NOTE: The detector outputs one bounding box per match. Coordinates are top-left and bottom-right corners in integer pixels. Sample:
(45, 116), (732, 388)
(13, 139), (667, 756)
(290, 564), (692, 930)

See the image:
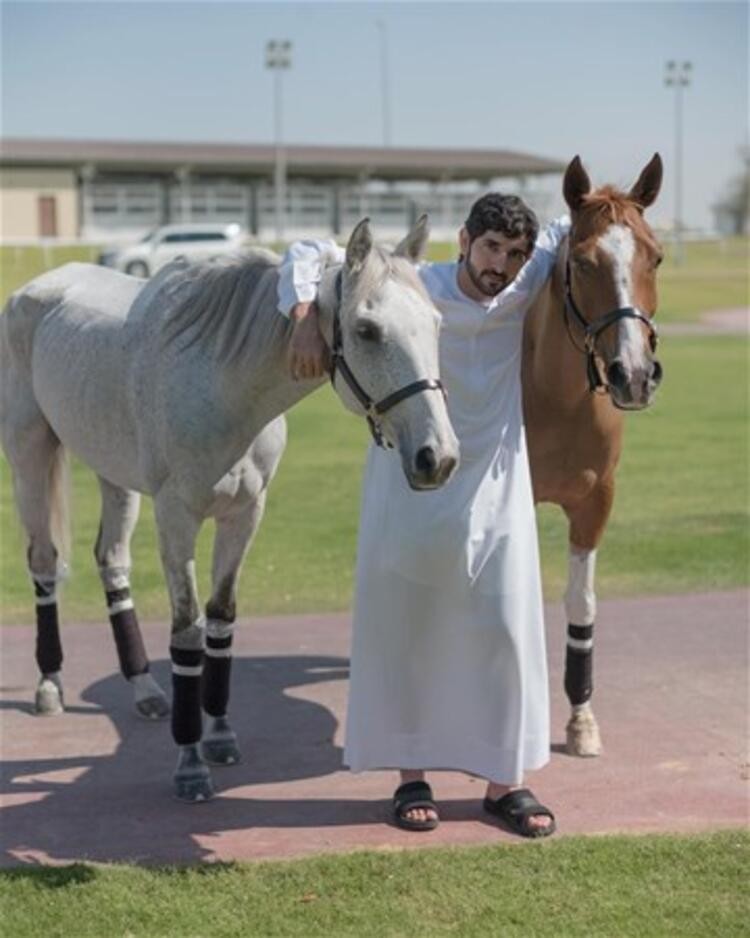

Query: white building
(0, 137), (565, 243)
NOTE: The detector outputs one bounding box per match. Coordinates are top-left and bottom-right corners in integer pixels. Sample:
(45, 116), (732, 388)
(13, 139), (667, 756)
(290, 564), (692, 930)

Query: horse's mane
(159, 242), (428, 364)
(574, 185), (659, 250)
(582, 185), (652, 230)
(349, 245), (430, 305)
(160, 248), (286, 364)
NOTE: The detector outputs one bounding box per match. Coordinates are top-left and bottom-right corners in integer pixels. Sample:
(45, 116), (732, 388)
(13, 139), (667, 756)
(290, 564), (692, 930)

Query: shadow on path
(0, 654), (379, 865)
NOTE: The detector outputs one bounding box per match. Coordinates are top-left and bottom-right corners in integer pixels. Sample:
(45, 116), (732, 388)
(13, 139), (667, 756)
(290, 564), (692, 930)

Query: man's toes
(528, 814), (552, 831)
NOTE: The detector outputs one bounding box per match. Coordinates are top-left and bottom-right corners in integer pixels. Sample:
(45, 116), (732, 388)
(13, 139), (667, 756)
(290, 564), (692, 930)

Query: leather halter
(563, 260), (659, 393)
(329, 271), (445, 448)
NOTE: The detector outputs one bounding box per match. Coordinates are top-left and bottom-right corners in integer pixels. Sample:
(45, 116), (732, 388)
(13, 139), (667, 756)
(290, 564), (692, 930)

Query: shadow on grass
(0, 863), (99, 887)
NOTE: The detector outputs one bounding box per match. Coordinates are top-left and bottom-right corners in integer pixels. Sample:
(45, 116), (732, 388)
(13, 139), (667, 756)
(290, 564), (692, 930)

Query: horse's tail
(48, 444), (71, 566)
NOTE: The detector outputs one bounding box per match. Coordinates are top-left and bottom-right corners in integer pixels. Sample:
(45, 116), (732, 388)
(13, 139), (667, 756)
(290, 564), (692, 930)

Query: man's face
(457, 228), (531, 301)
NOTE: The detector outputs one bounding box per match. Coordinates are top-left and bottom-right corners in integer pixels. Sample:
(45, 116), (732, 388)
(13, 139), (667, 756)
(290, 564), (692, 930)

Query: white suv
(98, 223), (249, 277)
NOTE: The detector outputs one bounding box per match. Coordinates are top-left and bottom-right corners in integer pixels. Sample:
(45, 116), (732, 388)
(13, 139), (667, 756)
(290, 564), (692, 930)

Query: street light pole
(664, 60), (692, 265)
(266, 39), (292, 243)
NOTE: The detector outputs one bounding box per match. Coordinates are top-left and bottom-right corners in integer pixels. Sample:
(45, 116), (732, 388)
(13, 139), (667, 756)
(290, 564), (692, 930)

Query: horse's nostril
(415, 446), (438, 476)
(440, 455), (458, 482)
(652, 359), (663, 384)
(606, 360), (628, 388)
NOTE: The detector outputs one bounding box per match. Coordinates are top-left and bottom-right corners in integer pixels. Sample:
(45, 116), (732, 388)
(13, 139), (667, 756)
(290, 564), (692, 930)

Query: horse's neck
(216, 269), (329, 444)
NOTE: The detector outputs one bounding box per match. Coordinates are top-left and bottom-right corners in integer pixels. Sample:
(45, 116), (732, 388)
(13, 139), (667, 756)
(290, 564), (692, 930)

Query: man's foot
(393, 780), (439, 831)
(483, 784), (555, 838)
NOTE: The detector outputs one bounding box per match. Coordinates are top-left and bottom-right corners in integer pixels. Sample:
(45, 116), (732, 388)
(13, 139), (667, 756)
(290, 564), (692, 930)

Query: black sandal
(393, 780), (440, 832)
(483, 788), (556, 838)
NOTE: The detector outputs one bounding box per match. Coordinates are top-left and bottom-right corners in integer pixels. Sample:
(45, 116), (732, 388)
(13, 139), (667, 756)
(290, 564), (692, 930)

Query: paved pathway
(660, 306), (748, 336)
(1, 590), (746, 867)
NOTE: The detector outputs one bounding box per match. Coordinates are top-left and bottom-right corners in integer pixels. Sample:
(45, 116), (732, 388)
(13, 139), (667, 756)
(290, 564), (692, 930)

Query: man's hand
(288, 301), (330, 381)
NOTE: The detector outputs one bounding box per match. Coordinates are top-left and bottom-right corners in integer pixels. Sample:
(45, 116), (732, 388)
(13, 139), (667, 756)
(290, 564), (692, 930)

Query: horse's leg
(2, 397), (68, 715)
(563, 482), (614, 757)
(153, 489), (213, 802)
(95, 476), (169, 720)
(201, 493), (267, 766)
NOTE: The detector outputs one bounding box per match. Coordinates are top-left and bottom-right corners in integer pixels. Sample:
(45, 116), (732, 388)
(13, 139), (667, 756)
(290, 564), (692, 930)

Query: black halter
(563, 260), (659, 393)
(329, 272), (445, 448)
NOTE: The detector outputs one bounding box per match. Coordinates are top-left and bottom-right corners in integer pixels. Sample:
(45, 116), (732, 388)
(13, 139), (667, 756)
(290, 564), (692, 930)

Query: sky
(1, 0), (747, 230)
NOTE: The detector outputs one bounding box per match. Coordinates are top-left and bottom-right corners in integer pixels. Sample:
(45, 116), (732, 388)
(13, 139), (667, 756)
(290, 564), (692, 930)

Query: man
(278, 195), (569, 837)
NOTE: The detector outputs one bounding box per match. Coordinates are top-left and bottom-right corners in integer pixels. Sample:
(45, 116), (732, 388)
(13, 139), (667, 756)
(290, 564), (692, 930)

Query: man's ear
(345, 217), (373, 273)
(458, 226), (470, 259)
(394, 213), (430, 263)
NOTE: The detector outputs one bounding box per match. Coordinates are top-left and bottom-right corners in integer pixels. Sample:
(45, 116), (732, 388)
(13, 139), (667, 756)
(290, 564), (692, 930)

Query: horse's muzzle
(607, 358), (663, 410)
(407, 446), (458, 490)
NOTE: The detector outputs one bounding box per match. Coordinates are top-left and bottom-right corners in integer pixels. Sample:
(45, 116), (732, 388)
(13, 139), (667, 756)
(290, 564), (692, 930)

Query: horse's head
(323, 216), (459, 490)
(563, 154), (664, 410)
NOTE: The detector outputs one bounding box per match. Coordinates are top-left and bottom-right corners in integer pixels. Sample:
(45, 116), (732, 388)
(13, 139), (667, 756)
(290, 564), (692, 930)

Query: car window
(161, 231), (228, 244)
(187, 232), (227, 242)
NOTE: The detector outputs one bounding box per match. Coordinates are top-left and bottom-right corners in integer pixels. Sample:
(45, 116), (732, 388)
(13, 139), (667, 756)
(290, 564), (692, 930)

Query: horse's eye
(572, 254), (594, 272)
(355, 321), (382, 343)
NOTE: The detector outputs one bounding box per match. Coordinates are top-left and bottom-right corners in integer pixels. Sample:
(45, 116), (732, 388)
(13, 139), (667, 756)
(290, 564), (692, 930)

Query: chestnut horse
(523, 154), (664, 756)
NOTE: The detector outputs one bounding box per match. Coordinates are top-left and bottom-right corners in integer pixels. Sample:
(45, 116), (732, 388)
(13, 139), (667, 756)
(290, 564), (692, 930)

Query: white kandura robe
(278, 219), (568, 783)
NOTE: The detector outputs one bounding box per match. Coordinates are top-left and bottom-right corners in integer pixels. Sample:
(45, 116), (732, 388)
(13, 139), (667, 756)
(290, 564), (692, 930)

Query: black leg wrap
(564, 623), (594, 706)
(171, 646), (204, 746)
(35, 602), (63, 675)
(34, 579), (62, 674)
(203, 629), (233, 718)
(106, 588), (149, 679)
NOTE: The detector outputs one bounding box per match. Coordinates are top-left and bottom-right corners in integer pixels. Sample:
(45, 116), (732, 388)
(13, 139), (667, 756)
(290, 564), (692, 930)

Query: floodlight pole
(266, 40), (292, 243)
(664, 60), (692, 265)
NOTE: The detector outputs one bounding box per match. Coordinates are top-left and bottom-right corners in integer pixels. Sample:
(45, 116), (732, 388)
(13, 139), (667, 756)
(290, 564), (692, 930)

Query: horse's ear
(393, 213), (430, 263)
(628, 153), (663, 210)
(563, 155), (591, 212)
(345, 217), (373, 273)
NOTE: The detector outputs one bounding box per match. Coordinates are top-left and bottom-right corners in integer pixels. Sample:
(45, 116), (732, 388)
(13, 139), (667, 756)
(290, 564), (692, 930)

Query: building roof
(0, 137), (565, 182)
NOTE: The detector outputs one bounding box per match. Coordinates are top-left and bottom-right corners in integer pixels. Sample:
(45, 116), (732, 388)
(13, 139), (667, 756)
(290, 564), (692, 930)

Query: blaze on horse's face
(334, 217), (459, 490)
(564, 154), (665, 410)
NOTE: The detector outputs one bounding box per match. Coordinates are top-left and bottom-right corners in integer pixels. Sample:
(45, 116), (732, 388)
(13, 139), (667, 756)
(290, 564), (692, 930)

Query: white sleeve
(513, 214), (571, 299)
(277, 239), (346, 316)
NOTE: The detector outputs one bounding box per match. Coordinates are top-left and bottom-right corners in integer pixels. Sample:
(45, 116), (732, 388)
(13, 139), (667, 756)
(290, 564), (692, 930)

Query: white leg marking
(564, 547), (597, 625)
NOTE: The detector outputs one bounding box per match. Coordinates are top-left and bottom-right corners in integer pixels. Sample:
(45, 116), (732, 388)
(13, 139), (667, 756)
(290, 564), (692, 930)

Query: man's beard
(463, 252), (509, 297)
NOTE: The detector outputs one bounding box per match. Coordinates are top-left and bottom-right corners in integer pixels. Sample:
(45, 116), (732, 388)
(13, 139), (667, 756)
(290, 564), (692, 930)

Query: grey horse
(0, 217), (459, 801)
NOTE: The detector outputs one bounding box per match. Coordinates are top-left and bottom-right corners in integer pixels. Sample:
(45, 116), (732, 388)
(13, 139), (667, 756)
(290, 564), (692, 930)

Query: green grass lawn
(1, 830), (747, 938)
(0, 236), (747, 623)
(1, 334), (747, 623)
(1, 236), (748, 320)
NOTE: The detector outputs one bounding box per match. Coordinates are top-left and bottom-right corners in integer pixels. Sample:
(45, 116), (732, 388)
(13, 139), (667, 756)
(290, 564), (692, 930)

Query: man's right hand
(288, 301), (330, 381)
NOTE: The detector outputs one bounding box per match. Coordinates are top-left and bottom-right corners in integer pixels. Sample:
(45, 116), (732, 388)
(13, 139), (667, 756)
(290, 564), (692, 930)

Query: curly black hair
(464, 193), (539, 254)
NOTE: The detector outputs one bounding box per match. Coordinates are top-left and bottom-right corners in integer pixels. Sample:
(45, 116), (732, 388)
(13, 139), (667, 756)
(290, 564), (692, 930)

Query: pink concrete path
(1, 590), (747, 867)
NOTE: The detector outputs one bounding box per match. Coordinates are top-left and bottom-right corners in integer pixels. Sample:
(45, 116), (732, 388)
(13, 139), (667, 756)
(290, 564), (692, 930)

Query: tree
(713, 148), (750, 235)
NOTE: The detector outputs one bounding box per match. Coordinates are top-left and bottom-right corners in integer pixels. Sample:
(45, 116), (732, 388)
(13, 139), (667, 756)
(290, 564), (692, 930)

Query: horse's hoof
(135, 694), (171, 720)
(174, 772), (215, 803)
(201, 716), (241, 766)
(201, 735), (242, 766)
(131, 673), (170, 720)
(566, 706), (602, 757)
(174, 745), (215, 803)
(34, 676), (64, 716)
